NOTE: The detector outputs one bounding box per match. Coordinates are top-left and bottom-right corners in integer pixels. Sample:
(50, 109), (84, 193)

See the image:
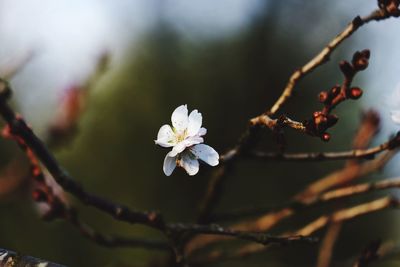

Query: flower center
(175, 129), (187, 143)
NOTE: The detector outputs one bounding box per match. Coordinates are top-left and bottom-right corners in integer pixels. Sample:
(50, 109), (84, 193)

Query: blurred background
(0, 0), (399, 266)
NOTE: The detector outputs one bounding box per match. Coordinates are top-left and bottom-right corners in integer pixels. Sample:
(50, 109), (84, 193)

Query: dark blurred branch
(3, 118), (171, 252)
(353, 238), (400, 267)
(0, 248), (65, 267)
(194, 196), (400, 265)
(197, 125), (260, 224)
(186, 149), (395, 255)
(65, 209), (170, 250)
(0, 78), (167, 231)
(353, 240), (381, 267)
(211, 176), (400, 222)
(316, 222), (342, 267)
(186, 147), (395, 254)
(316, 109), (376, 267)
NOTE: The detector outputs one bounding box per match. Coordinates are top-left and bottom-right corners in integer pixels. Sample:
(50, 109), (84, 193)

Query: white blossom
(155, 104), (219, 176)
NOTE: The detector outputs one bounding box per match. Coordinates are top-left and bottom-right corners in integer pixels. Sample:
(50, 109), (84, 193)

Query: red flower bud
(348, 87), (363, 99)
(313, 111), (322, 118)
(379, 0), (400, 13)
(321, 132), (331, 142)
(318, 91), (329, 104)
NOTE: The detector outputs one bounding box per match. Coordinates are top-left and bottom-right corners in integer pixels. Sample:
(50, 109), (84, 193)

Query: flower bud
(318, 91), (329, 104)
(313, 111), (322, 118)
(314, 114), (327, 125)
(321, 132), (331, 142)
(348, 87), (363, 99)
(378, 0), (400, 13)
(314, 113), (328, 132)
(352, 50), (370, 71)
(361, 49), (370, 59)
(339, 61), (354, 76)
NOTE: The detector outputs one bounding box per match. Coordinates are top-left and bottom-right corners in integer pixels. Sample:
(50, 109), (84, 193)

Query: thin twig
(213, 167), (400, 223)
(267, 9), (397, 116)
(195, 7), (399, 227)
(168, 223), (317, 246)
(249, 135), (400, 161)
(297, 197), (399, 236)
(185, 150), (395, 255)
(316, 109), (380, 267)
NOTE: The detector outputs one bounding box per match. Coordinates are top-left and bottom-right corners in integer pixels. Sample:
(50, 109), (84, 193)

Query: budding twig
(185, 111), (390, 254)
(195, 7), (400, 228)
(267, 8), (398, 116)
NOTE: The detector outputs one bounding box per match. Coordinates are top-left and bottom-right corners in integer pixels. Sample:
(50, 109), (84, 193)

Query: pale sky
(0, 0), (263, 136)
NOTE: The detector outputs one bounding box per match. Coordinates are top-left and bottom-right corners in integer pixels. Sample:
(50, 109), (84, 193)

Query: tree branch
(168, 223), (317, 247)
(0, 248), (65, 267)
(0, 79), (166, 231)
(65, 208), (170, 250)
(185, 150), (395, 255)
(195, 7), (400, 226)
(192, 196), (400, 264)
(249, 134), (400, 161)
(267, 9), (398, 116)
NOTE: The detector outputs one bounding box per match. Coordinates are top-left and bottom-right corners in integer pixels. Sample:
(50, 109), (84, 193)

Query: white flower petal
(155, 124), (175, 147)
(169, 137), (204, 157)
(191, 144), (219, 166)
(391, 110), (400, 124)
(198, 127), (207, 136)
(187, 109), (202, 136)
(179, 152), (199, 176)
(185, 136), (204, 146)
(163, 153), (177, 176)
(171, 104), (188, 132)
(169, 142), (187, 157)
